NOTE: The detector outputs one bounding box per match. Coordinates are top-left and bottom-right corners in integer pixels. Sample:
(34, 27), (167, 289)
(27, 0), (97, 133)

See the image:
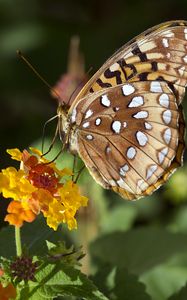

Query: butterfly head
(57, 103), (69, 132)
(57, 103), (78, 154)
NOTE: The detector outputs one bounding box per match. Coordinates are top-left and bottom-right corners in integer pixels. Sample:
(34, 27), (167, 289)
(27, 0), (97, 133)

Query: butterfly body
(59, 20), (186, 200)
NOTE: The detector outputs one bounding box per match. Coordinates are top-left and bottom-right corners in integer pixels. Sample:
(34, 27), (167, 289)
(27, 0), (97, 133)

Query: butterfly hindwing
(69, 80), (184, 199)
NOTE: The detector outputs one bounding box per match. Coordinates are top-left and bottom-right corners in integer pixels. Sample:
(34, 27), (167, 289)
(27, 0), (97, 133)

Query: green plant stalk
(15, 226), (22, 256)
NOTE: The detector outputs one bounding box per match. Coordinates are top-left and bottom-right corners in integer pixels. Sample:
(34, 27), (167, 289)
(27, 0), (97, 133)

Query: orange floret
(0, 148), (88, 231)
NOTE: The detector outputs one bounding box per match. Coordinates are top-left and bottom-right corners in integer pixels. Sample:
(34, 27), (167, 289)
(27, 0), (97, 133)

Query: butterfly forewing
(65, 20), (186, 200)
(73, 21), (187, 102)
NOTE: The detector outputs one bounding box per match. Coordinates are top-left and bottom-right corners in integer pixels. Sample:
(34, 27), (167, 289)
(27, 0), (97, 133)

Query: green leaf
(18, 262), (109, 300)
(47, 241), (85, 266)
(90, 227), (187, 275)
(113, 268), (151, 300)
(168, 206), (187, 233)
(164, 167), (187, 203)
(101, 204), (137, 233)
(92, 266), (151, 300)
(168, 283), (187, 300)
(91, 264), (114, 297)
(141, 259), (187, 300)
(0, 216), (72, 257)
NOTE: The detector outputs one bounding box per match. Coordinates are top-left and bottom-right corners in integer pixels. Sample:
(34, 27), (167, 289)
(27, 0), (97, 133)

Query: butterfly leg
(72, 154), (77, 181)
(74, 165), (85, 183)
(71, 154), (85, 182)
(42, 115), (58, 156)
(44, 147), (65, 165)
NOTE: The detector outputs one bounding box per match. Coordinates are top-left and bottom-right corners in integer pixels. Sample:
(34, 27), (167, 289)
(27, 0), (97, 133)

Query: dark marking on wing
(132, 44), (147, 62)
(138, 72), (149, 81)
(167, 82), (179, 98)
(104, 68), (123, 84)
(151, 61), (158, 72)
(96, 78), (112, 88)
(126, 64), (137, 80)
(117, 58), (128, 80)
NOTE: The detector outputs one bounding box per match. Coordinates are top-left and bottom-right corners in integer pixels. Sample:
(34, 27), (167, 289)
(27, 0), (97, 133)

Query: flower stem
(15, 226), (22, 256)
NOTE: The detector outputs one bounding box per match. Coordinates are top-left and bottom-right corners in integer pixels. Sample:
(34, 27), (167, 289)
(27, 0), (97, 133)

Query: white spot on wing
(183, 55), (187, 63)
(163, 128), (171, 144)
(123, 122), (127, 128)
(112, 121), (121, 133)
(159, 93), (169, 108)
(119, 164), (129, 176)
(144, 122), (152, 130)
(114, 107), (120, 111)
(128, 96), (144, 107)
(162, 110), (172, 124)
(122, 84), (135, 96)
(136, 179), (145, 193)
(137, 179), (151, 193)
(117, 178), (126, 188)
(95, 118), (101, 126)
(136, 131), (148, 146)
(83, 122), (90, 128)
(106, 146), (111, 154)
(85, 109), (93, 119)
(166, 52), (171, 59)
(178, 66), (185, 76)
(162, 38), (169, 48)
(150, 81), (163, 93)
(133, 111), (148, 119)
(117, 178), (133, 193)
(126, 147), (136, 159)
(86, 134), (93, 140)
(158, 147), (168, 164)
(101, 95), (111, 107)
(163, 31), (174, 38)
(184, 28), (187, 40)
(110, 62), (119, 72)
(146, 165), (158, 180)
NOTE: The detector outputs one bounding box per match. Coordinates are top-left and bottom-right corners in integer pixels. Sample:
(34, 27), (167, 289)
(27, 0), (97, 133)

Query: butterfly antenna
(66, 66), (93, 106)
(17, 50), (64, 103)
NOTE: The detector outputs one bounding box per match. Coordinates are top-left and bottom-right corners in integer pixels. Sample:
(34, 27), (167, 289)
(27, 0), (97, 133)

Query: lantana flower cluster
(0, 148), (88, 230)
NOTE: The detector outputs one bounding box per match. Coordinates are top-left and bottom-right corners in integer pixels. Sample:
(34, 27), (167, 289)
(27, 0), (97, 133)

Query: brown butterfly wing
(67, 21), (187, 200)
(73, 20), (187, 104)
(68, 81), (184, 199)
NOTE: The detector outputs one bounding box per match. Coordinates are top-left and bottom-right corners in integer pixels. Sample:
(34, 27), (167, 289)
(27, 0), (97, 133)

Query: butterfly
(57, 20), (187, 200)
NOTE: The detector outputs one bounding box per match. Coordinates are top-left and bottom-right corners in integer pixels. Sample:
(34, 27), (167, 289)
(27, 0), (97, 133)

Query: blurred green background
(1, 1), (187, 299)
